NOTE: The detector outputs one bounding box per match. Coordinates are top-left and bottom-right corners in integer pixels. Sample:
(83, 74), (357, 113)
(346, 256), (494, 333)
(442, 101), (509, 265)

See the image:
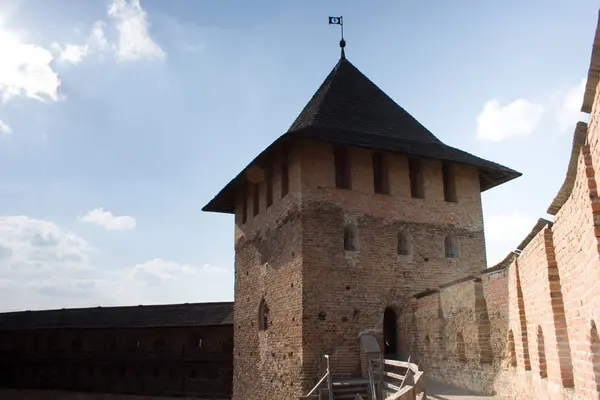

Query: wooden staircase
(331, 378), (370, 399)
(301, 378), (371, 399)
(300, 355), (375, 400)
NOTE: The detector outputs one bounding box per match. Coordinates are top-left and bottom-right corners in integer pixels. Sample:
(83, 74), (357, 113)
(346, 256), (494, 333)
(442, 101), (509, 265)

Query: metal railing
(301, 354), (333, 400)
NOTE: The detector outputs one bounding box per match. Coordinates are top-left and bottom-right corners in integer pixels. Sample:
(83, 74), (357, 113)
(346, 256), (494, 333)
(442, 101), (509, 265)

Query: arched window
(507, 330), (517, 367)
(456, 332), (466, 362)
(424, 335), (431, 361)
(590, 321), (600, 392)
(397, 230), (412, 256)
(259, 298), (270, 331)
(537, 326), (547, 378)
(445, 234), (459, 258)
(344, 224), (358, 251)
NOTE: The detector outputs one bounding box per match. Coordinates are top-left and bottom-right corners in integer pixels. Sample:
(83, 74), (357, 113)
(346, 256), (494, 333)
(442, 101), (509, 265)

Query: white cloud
(0, 27), (60, 102)
(0, 215), (92, 274)
(124, 258), (229, 287)
(476, 99), (544, 142)
(79, 207), (136, 231)
(52, 42), (89, 63)
(111, 259), (232, 306)
(484, 212), (537, 267)
(50, 21), (113, 64)
(0, 120), (11, 134)
(0, 215), (233, 311)
(556, 78), (586, 132)
(108, 0), (165, 62)
(0, 0), (163, 104)
(89, 21), (110, 53)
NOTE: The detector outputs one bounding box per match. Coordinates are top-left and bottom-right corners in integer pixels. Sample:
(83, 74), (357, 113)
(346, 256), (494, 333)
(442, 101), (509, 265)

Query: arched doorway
(383, 307), (398, 359)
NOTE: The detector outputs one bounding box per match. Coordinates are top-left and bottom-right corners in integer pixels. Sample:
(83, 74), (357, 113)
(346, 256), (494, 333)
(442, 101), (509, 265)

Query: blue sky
(0, 0), (596, 311)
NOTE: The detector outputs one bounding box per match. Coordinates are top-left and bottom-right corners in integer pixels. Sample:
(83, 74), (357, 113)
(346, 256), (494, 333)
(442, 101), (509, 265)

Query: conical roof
(203, 57), (521, 214)
(287, 57), (442, 144)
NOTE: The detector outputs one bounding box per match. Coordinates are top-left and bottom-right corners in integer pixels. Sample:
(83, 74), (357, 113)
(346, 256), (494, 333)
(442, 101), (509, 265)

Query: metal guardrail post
(325, 355), (333, 400)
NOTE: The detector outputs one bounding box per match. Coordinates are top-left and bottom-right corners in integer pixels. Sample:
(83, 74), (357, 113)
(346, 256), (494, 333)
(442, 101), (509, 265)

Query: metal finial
(329, 16), (345, 59)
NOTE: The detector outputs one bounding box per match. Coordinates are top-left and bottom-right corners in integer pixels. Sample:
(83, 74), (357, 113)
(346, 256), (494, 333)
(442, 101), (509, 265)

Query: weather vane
(328, 16), (346, 59)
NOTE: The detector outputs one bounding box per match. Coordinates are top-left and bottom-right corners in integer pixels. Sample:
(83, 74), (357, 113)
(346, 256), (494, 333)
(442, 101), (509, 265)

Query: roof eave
(201, 135), (293, 214)
(480, 169), (522, 192)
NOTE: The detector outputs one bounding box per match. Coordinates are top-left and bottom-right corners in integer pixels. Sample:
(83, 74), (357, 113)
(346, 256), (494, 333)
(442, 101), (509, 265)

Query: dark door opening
(383, 307), (398, 359)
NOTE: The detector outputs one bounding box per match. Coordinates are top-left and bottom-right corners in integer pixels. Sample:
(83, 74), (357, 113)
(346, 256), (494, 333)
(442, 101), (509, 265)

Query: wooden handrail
(379, 356), (425, 400)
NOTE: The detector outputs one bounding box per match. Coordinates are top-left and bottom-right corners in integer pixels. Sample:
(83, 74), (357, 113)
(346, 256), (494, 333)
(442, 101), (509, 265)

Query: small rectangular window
(266, 164), (273, 207)
(253, 184), (260, 216)
(241, 189), (247, 224)
(281, 149), (289, 197)
(442, 162), (457, 202)
(334, 146), (351, 189)
(409, 158), (424, 199)
(373, 152), (389, 194)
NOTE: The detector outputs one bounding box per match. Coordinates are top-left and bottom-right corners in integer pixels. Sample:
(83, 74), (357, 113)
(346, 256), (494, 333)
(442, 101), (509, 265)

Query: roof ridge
(0, 301), (235, 316)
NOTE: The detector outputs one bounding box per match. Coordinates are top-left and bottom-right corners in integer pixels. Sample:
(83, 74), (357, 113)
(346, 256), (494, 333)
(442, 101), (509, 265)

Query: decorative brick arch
(343, 223), (359, 251)
(258, 298), (269, 331)
(507, 330), (517, 368)
(590, 321), (600, 393)
(515, 261), (531, 370)
(423, 335), (431, 367)
(397, 230), (412, 256)
(456, 332), (466, 362)
(383, 306), (399, 359)
(444, 234), (459, 258)
(537, 326), (547, 378)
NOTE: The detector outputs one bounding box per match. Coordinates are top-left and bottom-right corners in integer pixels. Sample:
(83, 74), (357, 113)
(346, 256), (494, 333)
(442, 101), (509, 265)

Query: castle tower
(203, 54), (520, 399)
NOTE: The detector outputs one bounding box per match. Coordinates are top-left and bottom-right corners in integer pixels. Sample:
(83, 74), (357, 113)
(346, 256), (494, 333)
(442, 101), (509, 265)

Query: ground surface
(425, 379), (506, 400)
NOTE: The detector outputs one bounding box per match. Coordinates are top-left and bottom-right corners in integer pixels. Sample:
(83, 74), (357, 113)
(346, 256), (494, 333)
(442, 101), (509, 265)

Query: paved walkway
(425, 378), (506, 400)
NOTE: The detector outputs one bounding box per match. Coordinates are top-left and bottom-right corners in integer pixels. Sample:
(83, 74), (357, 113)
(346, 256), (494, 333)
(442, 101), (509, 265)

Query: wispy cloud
(476, 98), (543, 142)
(0, 120), (12, 134)
(555, 78), (586, 132)
(0, 215), (93, 274)
(79, 208), (136, 231)
(0, 215), (232, 311)
(108, 0), (165, 62)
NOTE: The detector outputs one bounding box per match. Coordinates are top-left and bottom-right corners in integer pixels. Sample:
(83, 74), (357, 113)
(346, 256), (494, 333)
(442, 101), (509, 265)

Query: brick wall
(516, 227), (574, 389)
(297, 138), (486, 384)
(413, 278), (497, 394)
(407, 105), (600, 399)
(233, 140), (304, 400)
(551, 82), (600, 398)
(232, 136), (488, 398)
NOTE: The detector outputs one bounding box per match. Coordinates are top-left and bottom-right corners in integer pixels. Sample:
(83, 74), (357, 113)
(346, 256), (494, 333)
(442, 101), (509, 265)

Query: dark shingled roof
(0, 302), (233, 331)
(203, 57), (521, 214)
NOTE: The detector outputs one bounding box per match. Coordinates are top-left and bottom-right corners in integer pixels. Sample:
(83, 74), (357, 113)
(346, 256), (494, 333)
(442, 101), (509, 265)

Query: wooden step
(331, 378), (370, 400)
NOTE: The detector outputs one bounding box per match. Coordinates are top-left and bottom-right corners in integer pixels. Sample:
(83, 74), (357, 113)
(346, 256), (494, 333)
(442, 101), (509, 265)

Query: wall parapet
(438, 275), (480, 290)
(547, 122), (589, 215)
